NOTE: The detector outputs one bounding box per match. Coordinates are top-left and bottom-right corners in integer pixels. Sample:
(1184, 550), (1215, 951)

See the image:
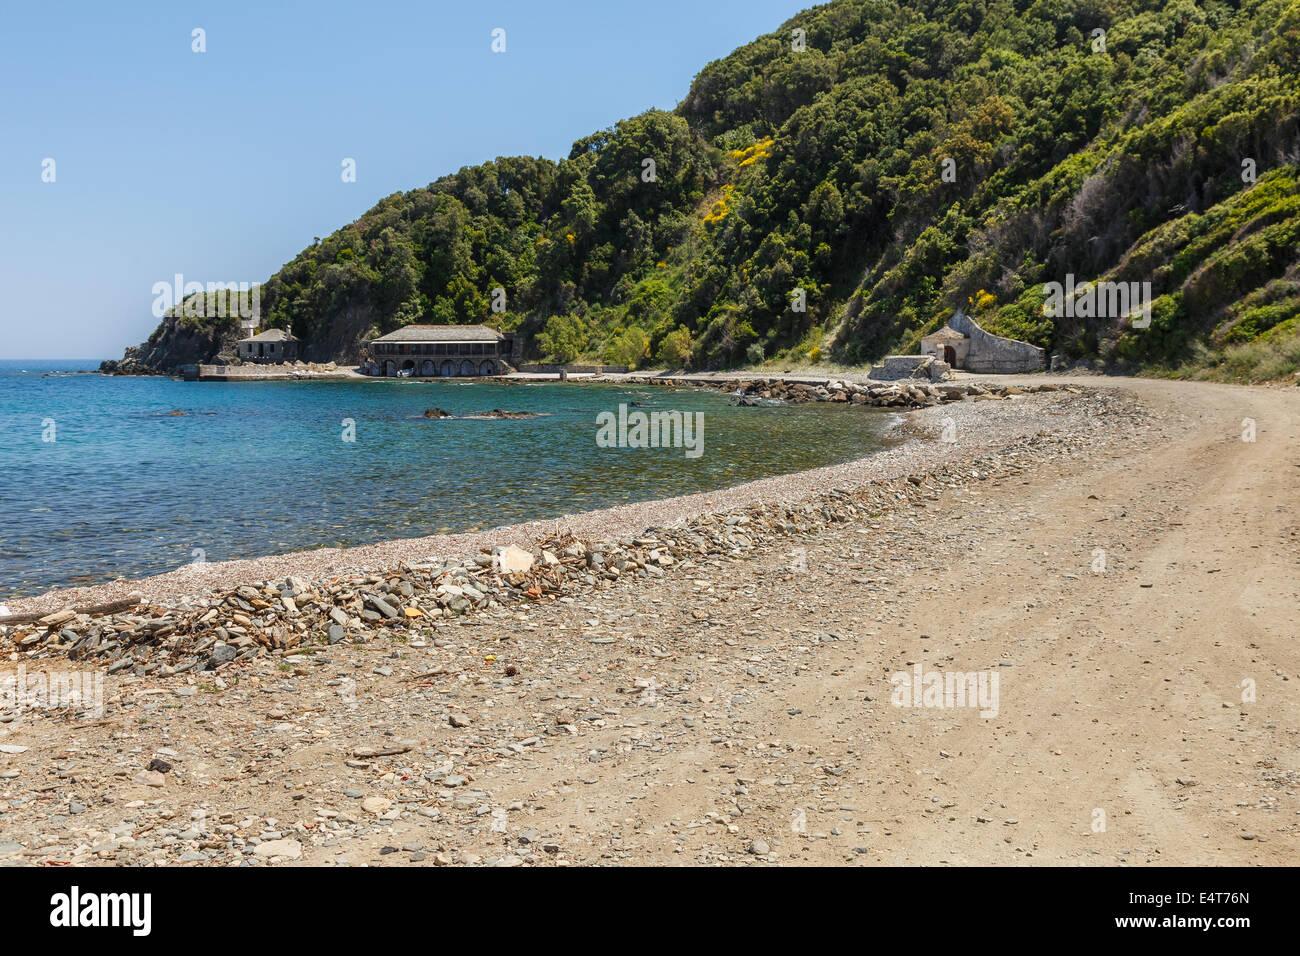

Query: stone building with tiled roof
(364, 324), (513, 377)
(237, 328), (300, 363)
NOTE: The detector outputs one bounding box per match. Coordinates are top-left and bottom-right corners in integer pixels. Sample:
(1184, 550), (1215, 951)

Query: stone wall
(868, 355), (950, 382)
(949, 311), (1046, 373)
(196, 364), (352, 381)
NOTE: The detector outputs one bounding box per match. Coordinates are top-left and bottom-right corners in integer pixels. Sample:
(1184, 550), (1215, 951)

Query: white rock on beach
(494, 544), (535, 574)
(253, 839), (302, 859)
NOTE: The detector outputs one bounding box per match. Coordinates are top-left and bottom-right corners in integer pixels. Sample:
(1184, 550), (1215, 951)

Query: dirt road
(468, 376), (1298, 865)
(772, 376), (1299, 864)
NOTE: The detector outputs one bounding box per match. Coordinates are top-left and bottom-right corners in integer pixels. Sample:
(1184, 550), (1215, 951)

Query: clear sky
(1, 0), (806, 360)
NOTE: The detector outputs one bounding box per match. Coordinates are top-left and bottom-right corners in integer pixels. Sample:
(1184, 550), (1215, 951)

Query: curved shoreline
(5, 378), (1297, 868)
(5, 385), (1103, 616)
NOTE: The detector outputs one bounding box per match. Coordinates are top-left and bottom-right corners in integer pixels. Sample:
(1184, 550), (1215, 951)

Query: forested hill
(111, 0), (1300, 379)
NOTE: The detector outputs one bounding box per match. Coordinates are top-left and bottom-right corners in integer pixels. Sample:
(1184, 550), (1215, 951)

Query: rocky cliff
(100, 313), (241, 376)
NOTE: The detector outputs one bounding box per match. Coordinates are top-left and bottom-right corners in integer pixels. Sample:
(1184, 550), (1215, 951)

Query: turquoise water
(0, 359), (893, 599)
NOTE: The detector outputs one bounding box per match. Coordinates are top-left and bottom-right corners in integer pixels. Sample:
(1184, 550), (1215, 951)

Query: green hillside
(131, 0), (1300, 381)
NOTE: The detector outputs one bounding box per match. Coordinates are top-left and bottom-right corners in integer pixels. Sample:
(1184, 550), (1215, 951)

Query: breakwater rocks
(627, 376), (1075, 408)
(0, 417), (1088, 693)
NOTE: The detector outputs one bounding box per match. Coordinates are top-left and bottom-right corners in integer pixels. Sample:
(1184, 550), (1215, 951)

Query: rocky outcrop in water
(419, 409), (540, 420)
(103, 291), (385, 375)
(475, 409), (538, 420)
(100, 313), (240, 376)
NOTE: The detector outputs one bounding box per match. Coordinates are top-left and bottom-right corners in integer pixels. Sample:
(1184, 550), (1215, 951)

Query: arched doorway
(459, 359), (476, 376)
(478, 360), (495, 376)
(420, 359), (435, 376)
(383, 360), (396, 377)
(401, 359), (415, 374)
(440, 360), (455, 377)
(943, 345), (957, 366)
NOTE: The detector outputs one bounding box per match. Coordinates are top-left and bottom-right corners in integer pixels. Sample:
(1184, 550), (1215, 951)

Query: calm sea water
(0, 359), (894, 599)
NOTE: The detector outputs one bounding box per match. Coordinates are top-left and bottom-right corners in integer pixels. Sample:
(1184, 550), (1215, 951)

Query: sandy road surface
(774, 377), (1299, 864)
(465, 377), (1298, 865)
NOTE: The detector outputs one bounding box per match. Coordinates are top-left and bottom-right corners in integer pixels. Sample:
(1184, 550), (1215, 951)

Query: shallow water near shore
(0, 360), (895, 599)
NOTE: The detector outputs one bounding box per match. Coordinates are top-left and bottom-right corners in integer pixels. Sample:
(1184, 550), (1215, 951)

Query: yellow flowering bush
(731, 137), (774, 169)
(703, 184), (736, 225)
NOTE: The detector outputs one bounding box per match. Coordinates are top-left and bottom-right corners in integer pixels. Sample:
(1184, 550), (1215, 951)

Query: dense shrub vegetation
(170, 0), (1300, 380)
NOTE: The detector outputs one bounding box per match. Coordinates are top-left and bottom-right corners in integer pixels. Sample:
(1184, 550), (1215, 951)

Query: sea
(0, 359), (894, 600)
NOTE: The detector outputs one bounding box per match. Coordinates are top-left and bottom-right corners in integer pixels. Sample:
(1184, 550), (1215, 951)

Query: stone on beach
(253, 839), (302, 859)
(494, 545), (535, 574)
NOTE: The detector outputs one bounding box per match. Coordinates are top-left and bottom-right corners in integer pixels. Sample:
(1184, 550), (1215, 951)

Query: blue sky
(0, 0), (806, 360)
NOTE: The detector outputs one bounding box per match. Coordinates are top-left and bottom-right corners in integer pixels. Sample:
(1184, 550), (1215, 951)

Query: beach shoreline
(7, 377), (1091, 616)
(2, 376), (1296, 867)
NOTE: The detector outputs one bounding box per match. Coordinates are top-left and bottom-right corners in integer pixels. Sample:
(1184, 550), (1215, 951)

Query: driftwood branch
(0, 594), (144, 627)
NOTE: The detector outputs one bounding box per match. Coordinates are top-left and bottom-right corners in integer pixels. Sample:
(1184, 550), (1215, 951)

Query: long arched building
(363, 324), (515, 377)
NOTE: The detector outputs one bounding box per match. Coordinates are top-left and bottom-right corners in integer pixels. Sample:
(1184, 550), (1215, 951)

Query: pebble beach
(6, 378), (1083, 617)
(1, 374), (1296, 867)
